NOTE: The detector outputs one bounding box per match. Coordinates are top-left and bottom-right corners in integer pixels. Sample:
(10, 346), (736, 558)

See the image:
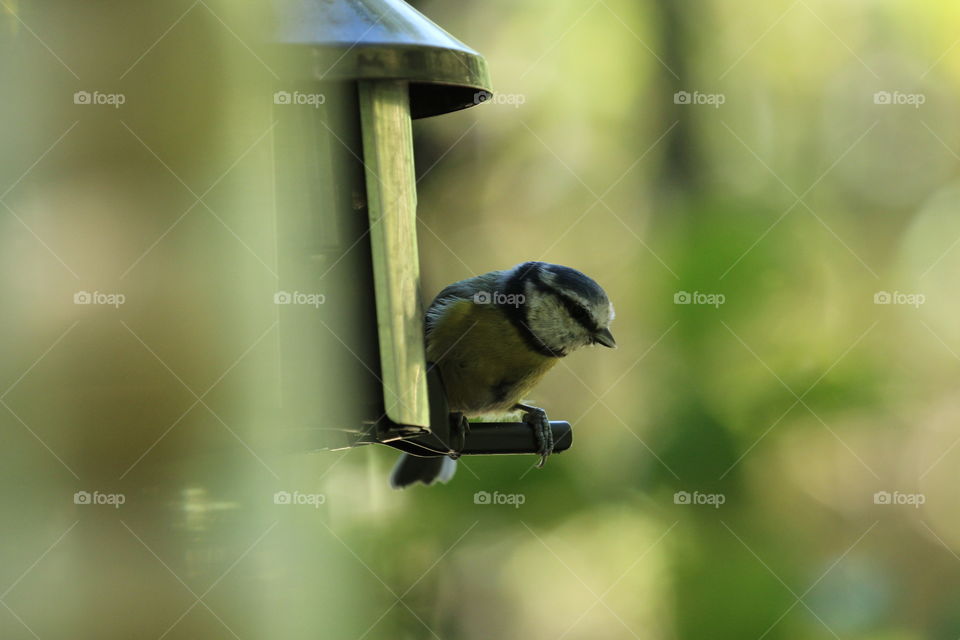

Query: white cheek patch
(595, 301), (614, 328)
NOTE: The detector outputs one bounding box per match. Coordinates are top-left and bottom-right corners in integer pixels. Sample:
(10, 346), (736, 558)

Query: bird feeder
(273, 0), (571, 460)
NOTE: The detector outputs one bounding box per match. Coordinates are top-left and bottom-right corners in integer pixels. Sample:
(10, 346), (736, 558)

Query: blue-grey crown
(536, 263), (609, 306)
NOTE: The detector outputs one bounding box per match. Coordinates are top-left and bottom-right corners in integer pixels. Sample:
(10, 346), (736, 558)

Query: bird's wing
(424, 270), (505, 336)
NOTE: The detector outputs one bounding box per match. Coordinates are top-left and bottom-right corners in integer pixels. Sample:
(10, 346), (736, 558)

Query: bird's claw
(517, 404), (553, 468)
(448, 412), (470, 460)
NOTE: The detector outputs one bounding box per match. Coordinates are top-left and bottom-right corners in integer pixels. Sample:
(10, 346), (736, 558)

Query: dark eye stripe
(558, 294), (600, 333)
(531, 278), (599, 333)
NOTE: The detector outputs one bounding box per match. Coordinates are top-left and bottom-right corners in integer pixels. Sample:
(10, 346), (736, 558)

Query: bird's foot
(515, 404), (553, 468)
(447, 412), (470, 460)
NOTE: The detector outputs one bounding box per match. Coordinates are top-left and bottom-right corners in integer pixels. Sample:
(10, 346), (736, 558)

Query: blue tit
(390, 261), (616, 489)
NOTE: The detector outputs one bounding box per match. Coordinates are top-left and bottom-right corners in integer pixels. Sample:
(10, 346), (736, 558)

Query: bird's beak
(594, 328), (616, 348)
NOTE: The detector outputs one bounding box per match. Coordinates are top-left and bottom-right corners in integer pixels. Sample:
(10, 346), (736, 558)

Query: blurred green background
(3, 0), (960, 638)
(402, 1), (960, 638)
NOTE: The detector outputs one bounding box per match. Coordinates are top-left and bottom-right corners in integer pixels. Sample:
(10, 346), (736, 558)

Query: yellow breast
(426, 299), (558, 416)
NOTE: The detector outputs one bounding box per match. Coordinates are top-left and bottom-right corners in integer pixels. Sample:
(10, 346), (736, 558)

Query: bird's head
(505, 262), (616, 357)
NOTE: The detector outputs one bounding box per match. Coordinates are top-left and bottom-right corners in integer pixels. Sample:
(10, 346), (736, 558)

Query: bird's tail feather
(390, 454), (457, 489)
